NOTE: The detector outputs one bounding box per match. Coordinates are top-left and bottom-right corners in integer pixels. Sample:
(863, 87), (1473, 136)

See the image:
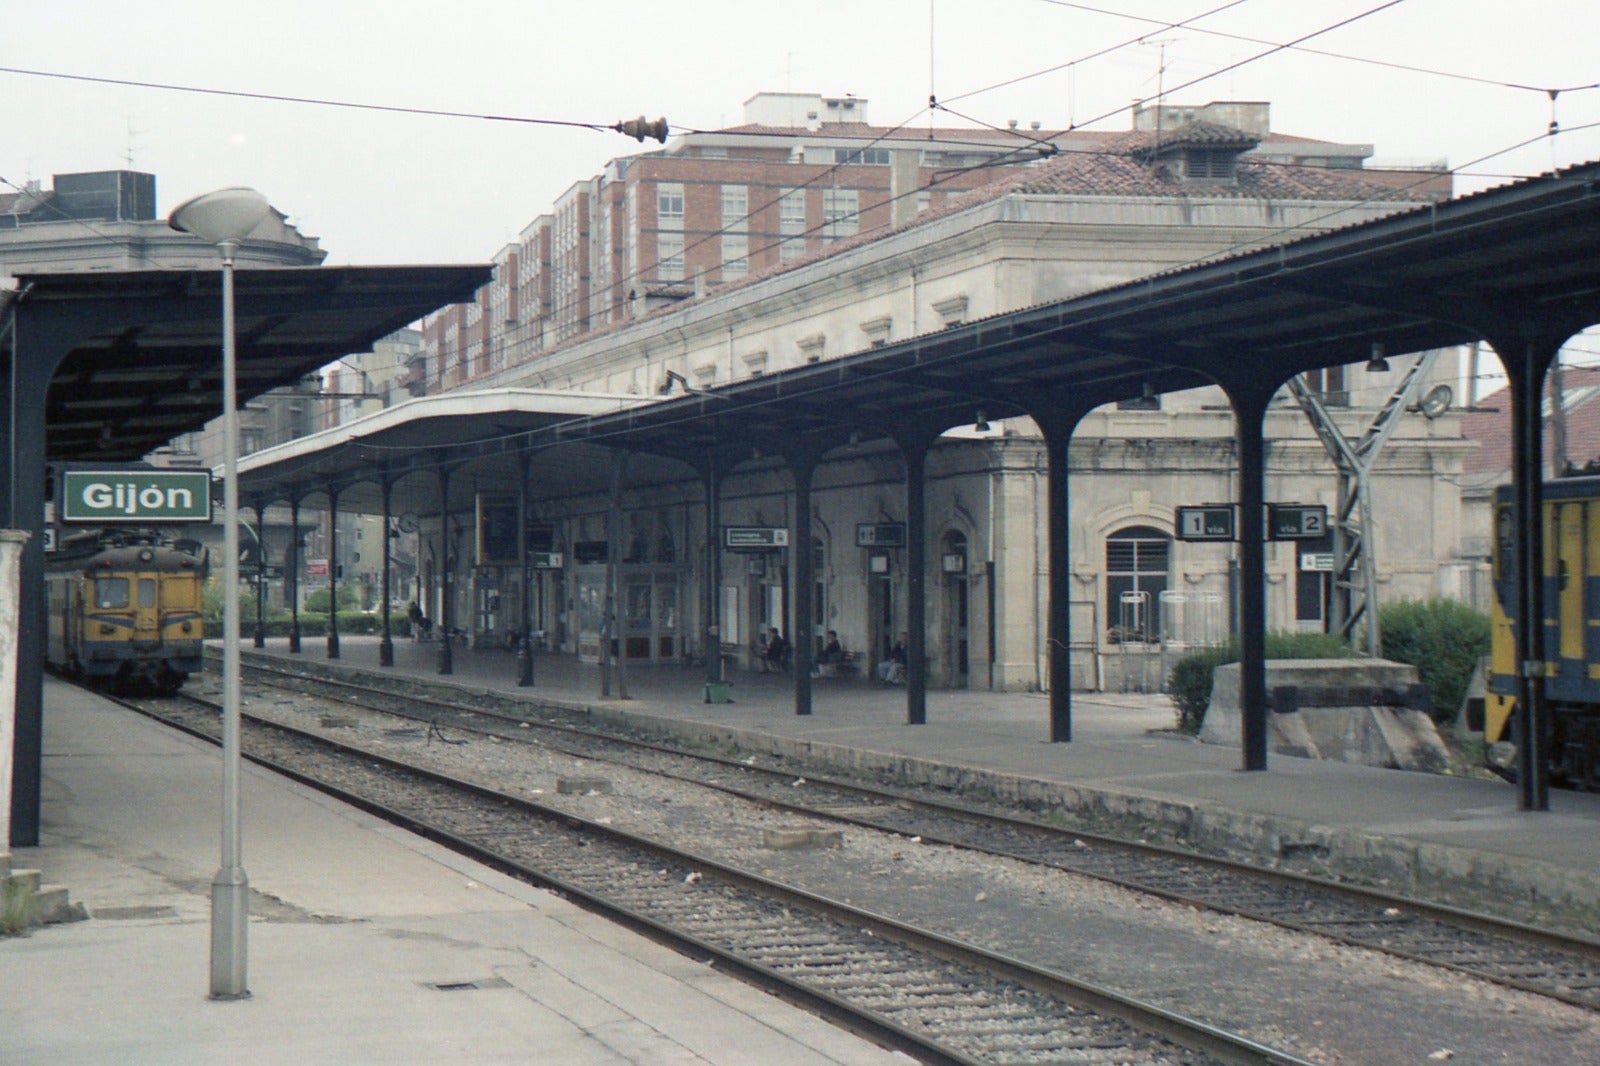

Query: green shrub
(1379, 598), (1490, 725)
(2, 878), (32, 936)
(1167, 631), (1359, 734)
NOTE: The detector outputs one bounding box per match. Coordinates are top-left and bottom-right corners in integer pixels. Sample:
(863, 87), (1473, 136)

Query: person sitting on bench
(813, 630), (843, 675)
(877, 631), (908, 684)
(763, 626), (790, 673)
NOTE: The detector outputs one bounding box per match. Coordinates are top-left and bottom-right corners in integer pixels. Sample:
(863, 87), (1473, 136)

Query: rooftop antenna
(123, 116), (142, 168)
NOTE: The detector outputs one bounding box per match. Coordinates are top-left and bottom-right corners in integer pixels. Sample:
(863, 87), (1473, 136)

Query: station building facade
(394, 98), (1475, 692)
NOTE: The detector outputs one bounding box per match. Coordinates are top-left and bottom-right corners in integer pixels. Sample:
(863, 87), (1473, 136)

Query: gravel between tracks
(201, 676), (1600, 1066)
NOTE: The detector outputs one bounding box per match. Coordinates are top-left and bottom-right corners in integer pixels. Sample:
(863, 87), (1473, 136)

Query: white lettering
(168, 488), (193, 511)
(139, 486), (166, 510)
(83, 483), (114, 509)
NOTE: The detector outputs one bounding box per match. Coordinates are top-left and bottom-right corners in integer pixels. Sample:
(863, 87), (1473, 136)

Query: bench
(815, 651), (862, 678)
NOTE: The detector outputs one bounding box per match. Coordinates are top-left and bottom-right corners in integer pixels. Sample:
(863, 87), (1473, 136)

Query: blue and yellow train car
(44, 529), (208, 694)
(1487, 475), (1600, 791)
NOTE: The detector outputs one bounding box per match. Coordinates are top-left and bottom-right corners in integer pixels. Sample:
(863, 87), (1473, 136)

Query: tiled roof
(954, 132), (1445, 205)
(1460, 381), (1600, 476)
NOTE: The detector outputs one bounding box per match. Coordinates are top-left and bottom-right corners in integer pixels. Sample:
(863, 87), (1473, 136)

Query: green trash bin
(703, 681), (732, 704)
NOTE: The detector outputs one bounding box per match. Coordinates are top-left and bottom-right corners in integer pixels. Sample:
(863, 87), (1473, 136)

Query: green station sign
(60, 470), (213, 523)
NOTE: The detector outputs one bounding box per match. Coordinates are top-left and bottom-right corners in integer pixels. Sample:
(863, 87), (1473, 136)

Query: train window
(94, 578), (130, 609)
(139, 579), (156, 609)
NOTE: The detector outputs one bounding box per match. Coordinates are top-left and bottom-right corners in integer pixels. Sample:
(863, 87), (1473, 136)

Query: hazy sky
(5, 0), (1599, 268)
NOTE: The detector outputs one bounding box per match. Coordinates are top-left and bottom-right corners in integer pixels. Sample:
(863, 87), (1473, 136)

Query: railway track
(230, 657), (1600, 1015)
(129, 689), (1306, 1066)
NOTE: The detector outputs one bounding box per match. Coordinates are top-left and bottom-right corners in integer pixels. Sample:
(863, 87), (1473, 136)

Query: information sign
(856, 523), (906, 547)
(1175, 505), (1235, 542)
(725, 527), (788, 549)
(1268, 504), (1328, 541)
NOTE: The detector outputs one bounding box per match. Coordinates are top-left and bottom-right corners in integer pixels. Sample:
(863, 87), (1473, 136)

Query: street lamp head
(168, 187), (272, 248)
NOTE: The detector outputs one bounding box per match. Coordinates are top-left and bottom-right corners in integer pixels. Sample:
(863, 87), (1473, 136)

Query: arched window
(1105, 526), (1170, 643)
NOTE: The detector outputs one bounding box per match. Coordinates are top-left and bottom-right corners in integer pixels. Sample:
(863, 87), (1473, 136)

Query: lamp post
(169, 186), (273, 1001)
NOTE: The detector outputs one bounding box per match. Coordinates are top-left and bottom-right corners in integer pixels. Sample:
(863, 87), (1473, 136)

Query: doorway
(867, 561), (895, 664)
(943, 531), (970, 688)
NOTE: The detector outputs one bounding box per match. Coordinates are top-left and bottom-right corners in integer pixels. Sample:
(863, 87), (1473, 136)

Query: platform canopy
(234, 161), (1600, 505)
(2, 264), (493, 462)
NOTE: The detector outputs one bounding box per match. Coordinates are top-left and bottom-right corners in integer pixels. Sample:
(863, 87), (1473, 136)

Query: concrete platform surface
(0, 678), (907, 1066)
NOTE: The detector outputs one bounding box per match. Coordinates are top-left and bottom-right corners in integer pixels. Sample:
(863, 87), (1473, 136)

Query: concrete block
(319, 715), (360, 729)
(761, 827), (844, 850)
(1200, 659), (1450, 772)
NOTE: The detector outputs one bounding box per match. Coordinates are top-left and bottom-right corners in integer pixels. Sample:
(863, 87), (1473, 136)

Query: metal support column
(326, 484), (340, 660)
(1225, 378), (1275, 772)
(287, 495), (302, 653)
(1038, 416), (1077, 742)
(603, 451), (627, 699)
(1490, 332), (1561, 811)
(785, 445), (824, 717)
(436, 464), (453, 675)
(379, 474), (394, 668)
(1, 313), (73, 846)
(516, 451), (535, 687)
(896, 430), (935, 726)
(703, 454), (725, 688)
(252, 500), (267, 648)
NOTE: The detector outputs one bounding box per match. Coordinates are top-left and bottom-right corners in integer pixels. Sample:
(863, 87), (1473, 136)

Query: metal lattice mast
(1287, 351), (1438, 655)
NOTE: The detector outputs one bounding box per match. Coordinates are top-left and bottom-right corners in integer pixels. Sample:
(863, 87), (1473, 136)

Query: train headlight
(138, 549), (154, 563)
(181, 622), (193, 633)
(99, 624), (117, 636)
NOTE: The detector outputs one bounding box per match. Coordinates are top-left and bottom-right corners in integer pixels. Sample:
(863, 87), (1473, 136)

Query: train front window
(94, 577), (130, 609)
(139, 579), (156, 609)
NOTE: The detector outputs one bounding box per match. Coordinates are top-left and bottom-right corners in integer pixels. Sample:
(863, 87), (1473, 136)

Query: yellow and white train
(1487, 476), (1600, 791)
(45, 529), (208, 694)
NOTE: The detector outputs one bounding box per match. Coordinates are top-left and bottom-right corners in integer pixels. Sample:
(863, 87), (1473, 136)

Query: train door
(132, 573), (160, 649)
(1555, 501), (1585, 665)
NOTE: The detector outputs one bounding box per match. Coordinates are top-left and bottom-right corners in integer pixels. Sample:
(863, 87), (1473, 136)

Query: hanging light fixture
(1365, 341), (1390, 373)
(974, 409), (991, 432)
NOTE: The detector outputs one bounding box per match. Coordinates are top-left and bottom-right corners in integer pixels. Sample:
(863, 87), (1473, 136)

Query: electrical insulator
(617, 116), (669, 144)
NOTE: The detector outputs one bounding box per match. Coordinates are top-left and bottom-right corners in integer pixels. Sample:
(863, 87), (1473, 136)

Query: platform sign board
(60, 470), (212, 523)
(1300, 553), (1335, 572)
(530, 551), (564, 569)
(1268, 504), (1328, 541)
(725, 526), (788, 549)
(1175, 505), (1235, 542)
(856, 523), (906, 547)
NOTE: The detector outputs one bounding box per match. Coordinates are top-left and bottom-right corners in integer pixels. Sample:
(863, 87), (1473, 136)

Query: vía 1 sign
(61, 470), (213, 523)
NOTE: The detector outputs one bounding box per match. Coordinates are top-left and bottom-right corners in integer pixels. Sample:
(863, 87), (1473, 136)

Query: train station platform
(0, 677), (907, 1065)
(241, 635), (1600, 925)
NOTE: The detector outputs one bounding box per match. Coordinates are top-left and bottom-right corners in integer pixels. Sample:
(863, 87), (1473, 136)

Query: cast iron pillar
(703, 453), (725, 688)
(287, 495), (303, 653)
(516, 450), (535, 687)
(784, 444), (826, 717)
(1222, 376), (1276, 772)
(325, 484), (341, 659)
(436, 463), (453, 675)
(378, 473), (395, 668)
(894, 428), (938, 726)
(602, 451), (628, 699)
(1032, 404), (1097, 742)
(252, 500), (267, 648)
(1488, 331), (1564, 811)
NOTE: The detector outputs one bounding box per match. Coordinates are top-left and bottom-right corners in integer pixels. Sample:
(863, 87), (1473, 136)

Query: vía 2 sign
(61, 470), (213, 523)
